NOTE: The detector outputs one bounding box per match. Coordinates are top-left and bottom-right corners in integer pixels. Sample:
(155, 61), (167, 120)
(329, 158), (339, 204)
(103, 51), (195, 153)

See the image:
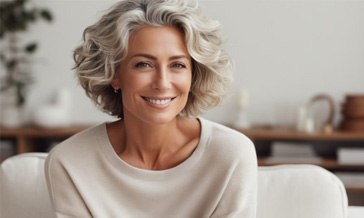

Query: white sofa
(1, 153), (363, 218)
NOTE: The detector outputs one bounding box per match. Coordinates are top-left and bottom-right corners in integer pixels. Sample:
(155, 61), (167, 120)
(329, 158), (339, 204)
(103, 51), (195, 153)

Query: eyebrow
(129, 53), (191, 61)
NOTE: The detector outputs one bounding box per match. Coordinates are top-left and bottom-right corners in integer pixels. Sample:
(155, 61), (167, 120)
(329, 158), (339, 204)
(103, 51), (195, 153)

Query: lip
(142, 96), (176, 100)
(142, 96), (177, 108)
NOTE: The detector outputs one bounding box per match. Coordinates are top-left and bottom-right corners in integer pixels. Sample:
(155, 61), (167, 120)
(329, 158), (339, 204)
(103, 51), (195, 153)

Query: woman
(45, 0), (257, 217)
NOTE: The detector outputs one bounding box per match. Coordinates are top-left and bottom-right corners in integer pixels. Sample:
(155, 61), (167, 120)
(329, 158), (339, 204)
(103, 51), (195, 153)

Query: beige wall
(16, 0), (364, 126)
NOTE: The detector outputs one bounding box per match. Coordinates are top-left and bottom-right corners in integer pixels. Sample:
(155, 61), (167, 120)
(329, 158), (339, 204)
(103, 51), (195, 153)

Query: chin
(123, 103), (186, 125)
(143, 113), (179, 125)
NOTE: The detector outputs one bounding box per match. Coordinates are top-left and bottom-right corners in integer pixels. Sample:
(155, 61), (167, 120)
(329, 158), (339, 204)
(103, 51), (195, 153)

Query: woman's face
(113, 26), (192, 124)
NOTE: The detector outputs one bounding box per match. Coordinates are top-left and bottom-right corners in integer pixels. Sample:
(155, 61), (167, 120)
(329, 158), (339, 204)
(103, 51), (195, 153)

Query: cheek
(120, 72), (148, 90)
(177, 73), (192, 92)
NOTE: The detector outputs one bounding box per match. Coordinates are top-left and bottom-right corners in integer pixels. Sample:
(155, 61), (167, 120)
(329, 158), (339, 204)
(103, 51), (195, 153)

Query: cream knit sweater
(45, 118), (257, 218)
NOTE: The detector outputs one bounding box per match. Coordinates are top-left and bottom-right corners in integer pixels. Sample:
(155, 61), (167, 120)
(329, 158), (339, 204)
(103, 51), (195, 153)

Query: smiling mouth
(142, 97), (176, 105)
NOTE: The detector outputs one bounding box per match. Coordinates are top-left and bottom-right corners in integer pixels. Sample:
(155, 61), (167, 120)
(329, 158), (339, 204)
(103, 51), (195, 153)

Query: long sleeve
(45, 148), (92, 218)
(210, 139), (258, 218)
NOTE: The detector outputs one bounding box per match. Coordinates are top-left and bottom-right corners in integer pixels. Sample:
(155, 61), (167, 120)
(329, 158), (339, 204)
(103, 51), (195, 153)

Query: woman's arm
(45, 151), (92, 218)
(211, 140), (258, 218)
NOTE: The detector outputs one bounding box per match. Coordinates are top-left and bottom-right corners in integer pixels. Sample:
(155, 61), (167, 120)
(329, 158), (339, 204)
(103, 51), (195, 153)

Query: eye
(134, 62), (152, 68)
(172, 63), (186, 69)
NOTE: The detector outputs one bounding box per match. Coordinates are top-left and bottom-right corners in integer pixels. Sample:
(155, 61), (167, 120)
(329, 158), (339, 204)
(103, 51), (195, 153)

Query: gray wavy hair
(74, 0), (232, 118)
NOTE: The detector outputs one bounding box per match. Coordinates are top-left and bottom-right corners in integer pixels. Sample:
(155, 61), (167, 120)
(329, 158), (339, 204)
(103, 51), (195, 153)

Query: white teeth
(145, 97), (172, 105)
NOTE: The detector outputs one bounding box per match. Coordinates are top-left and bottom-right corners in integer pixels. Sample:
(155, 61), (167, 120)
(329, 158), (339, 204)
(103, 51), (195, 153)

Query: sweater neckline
(99, 117), (209, 177)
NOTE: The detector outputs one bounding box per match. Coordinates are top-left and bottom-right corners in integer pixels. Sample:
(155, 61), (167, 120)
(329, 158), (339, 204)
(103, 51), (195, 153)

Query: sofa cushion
(1, 153), (357, 218)
(0, 153), (54, 218)
(257, 164), (348, 218)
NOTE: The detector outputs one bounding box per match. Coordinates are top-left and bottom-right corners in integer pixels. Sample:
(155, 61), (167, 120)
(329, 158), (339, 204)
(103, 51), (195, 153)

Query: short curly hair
(74, 0), (232, 118)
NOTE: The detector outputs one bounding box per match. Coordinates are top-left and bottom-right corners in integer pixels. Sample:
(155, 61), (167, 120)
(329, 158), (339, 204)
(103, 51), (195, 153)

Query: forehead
(127, 25), (190, 57)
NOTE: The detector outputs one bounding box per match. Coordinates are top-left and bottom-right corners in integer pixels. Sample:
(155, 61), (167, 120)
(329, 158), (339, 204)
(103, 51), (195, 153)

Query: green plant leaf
(24, 10), (36, 22)
(0, 0), (53, 107)
(40, 10), (53, 22)
(0, 54), (6, 63)
(16, 0), (27, 6)
(25, 43), (37, 53)
(7, 59), (18, 70)
(15, 81), (26, 106)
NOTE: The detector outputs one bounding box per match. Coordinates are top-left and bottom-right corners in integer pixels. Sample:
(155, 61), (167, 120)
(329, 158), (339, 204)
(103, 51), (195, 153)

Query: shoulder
(46, 123), (106, 166)
(200, 118), (255, 151)
(199, 118), (256, 163)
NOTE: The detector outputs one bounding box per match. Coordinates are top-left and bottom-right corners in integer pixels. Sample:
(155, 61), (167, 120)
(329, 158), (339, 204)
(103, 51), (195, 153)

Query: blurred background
(1, 0), (364, 205)
(1, 0), (363, 126)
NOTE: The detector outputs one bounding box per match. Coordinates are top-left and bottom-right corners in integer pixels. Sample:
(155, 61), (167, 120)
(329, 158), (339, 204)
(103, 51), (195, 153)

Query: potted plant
(0, 0), (53, 127)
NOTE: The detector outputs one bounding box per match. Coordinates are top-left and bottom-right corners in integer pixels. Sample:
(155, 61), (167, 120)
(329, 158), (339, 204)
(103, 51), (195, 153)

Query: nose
(152, 66), (171, 91)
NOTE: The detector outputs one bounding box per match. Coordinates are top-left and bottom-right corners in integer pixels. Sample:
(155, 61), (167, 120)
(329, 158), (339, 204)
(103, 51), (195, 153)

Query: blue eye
(135, 62), (152, 68)
(172, 63), (186, 69)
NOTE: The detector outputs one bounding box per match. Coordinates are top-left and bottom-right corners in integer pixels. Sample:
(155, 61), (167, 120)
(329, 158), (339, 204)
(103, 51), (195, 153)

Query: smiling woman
(113, 26), (192, 125)
(44, 0), (257, 217)
(74, 0), (232, 118)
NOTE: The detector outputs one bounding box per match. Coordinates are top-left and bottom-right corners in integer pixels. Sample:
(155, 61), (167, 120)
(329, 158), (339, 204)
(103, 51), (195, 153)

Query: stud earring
(114, 89), (119, 93)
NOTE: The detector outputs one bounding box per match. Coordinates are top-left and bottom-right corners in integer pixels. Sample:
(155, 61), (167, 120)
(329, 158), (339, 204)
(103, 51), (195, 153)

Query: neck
(123, 116), (179, 152)
(119, 115), (186, 170)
